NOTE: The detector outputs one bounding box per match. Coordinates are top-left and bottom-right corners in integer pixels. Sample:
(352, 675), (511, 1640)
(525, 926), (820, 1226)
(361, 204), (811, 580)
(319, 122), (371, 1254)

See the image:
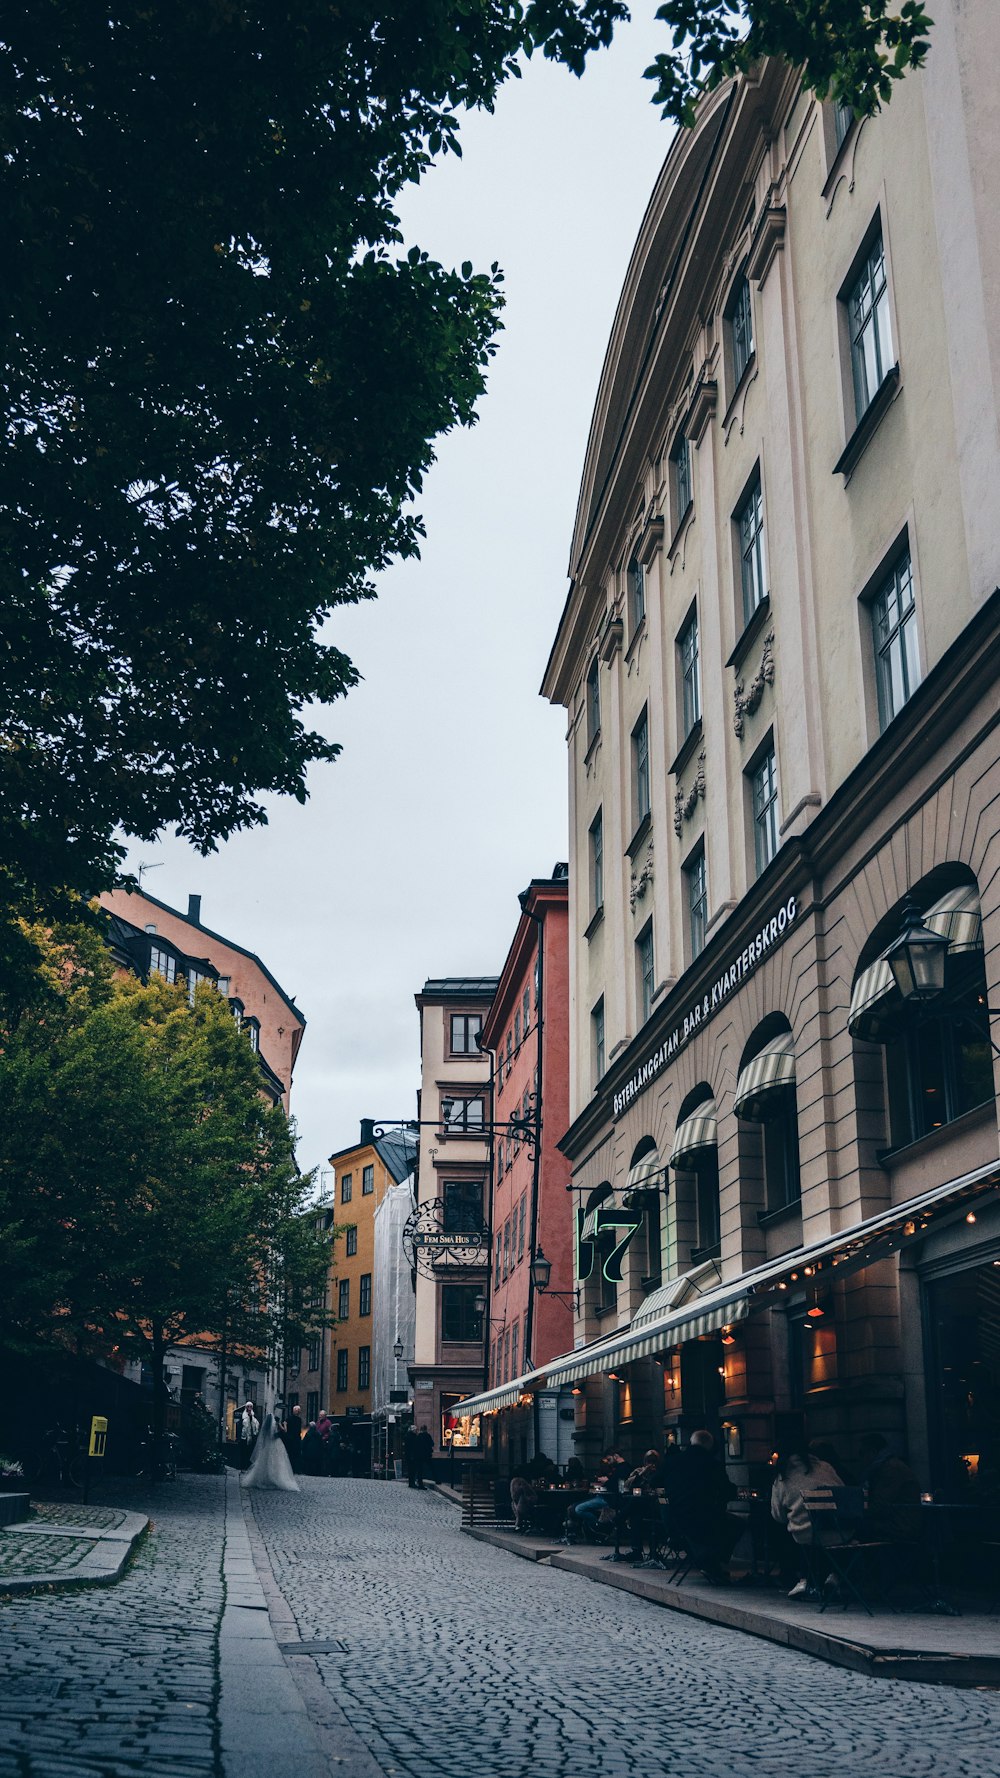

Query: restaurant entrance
(924, 1260), (1000, 1503)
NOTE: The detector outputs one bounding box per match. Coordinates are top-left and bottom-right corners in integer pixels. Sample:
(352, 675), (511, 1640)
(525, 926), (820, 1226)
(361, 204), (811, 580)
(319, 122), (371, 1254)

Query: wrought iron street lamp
(530, 1245), (580, 1311)
(393, 1336), (404, 1362)
(885, 898), (950, 1003)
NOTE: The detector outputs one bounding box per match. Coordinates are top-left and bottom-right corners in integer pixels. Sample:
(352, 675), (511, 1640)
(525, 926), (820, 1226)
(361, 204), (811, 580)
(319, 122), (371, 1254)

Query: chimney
(188, 894), (202, 925)
(360, 1118), (376, 1148)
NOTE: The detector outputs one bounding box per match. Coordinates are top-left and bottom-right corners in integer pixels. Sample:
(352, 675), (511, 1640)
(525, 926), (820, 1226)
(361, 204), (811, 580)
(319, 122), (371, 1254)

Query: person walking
(413, 1426), (433, 1489)
(239, 1402), (260, 1471)
(404, 1425), (419, 1488)
(284, 1404), (303, 1472)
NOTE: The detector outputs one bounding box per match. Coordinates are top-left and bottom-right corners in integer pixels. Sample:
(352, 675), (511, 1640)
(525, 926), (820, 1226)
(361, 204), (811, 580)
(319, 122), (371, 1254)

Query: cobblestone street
(4, 1473), (1000, 1778)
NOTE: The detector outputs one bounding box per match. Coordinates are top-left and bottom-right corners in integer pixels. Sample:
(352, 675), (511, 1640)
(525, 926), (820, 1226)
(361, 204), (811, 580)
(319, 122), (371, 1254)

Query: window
(306, 1390), (319, 1424)
(216, 976), (230, 997)
(359, 1273), (371, 1317)
(441, 1284), (483, 1343)
(637, 923), (655, 1025)
(736, 472), (767, 626)
(340, 1172), (353, 1204)
(847, 228), (892, 422)
(308, 1336), (321, 1371)
(592, 998), (606, 1085)
(834, 95), (854, 148)
(336, 1349), (349, 1391)
(762, 1108), (801, 1213)
(442, 1096), (486, 1133)
(695, 1153), (721, 1256)
(443, 1179), (483, 1233)
(871, 551), (920, 730)
(495, 1230), (502, 1274)
(628, 557), (646, 632)
(751, 746), (779, 877)
(514, 1010), (521, 1050)
(450, 1013), (483, 1054)
(533, 955), (540, 1008)
(511, 1320), (519, 1379)
(149, 946), (177, 984)
(358, 1346), (370, 1390)
(522, 985), (531, 1037)
(633, 707), (651, 826)
(686, 846), (708, 961)
(589, 809), (604, 918)
(345, 1225), (358, 1257)
(506, 1031), (513, 1078)
(518, 1194), (527, 1260)
(883, 965), (992, 1149)
(504, 1330), (511, 1379)
(338, 1278), (350, 1319)
(586, 657), (601, 747)
(673, 433), (692, 524)
(503, 1219), (511, 1277)
(679, 608), (701, 735)
(362, 1164), (374, 1195)
(730, 274), (754, 385)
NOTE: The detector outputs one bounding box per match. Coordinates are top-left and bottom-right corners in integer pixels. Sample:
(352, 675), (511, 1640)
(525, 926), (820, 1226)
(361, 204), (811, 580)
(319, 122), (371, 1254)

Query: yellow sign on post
(88, 1416), (108, 1459)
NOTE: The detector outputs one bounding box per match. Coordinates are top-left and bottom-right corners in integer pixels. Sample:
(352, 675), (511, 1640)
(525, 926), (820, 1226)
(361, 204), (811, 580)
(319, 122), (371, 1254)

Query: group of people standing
(238, 1402), (349, 1489)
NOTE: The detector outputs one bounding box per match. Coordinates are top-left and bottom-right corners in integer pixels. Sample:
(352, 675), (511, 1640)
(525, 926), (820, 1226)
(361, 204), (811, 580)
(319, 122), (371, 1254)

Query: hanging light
(530, 1245), (553, 1292)
(473, 1289), (486, 1315)
(885, 896), (950, 1003)
(393, 1336), (404, 1361)
(720, 1326), (737, 1345)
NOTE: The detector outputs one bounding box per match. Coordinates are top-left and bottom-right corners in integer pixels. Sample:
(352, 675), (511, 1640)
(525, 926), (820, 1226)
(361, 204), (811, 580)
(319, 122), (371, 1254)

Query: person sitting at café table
(858, 1432), (921, 1543)
(669, 1429), (738, 1583)
(526, 1451), (558, 1484)
(770, 1439), (844, 1599)
(564, 1453), (626, 1541)
(623, 1450), (664, 1561)
(563, 1456), (586, 1485)
(510, 1471), (537, 1532)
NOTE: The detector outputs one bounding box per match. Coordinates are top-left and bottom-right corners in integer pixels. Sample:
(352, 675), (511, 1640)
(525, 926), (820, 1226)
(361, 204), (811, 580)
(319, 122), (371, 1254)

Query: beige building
(540, 4), (1000, 1499)
(410, 977), (497, 1471)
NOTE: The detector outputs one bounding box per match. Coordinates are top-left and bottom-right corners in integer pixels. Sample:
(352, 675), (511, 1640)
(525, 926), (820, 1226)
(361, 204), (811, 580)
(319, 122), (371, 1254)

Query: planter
(0, 1492), (30, 1527)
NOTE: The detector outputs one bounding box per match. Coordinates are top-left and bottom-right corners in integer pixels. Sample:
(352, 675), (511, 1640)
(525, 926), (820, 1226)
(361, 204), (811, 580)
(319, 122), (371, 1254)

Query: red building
(472, 865), (576, 1472)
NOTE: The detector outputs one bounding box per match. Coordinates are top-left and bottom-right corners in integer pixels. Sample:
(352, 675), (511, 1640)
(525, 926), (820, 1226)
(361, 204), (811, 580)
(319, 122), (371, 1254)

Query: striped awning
(447, 1368), (547, 1419)
(733, 1030), (796, 1121)
(625, 1151), (664, 1194)
(848, 883), (983, 1041)
(541, 1288), (750, 1386)
(924, 883), (982, 953)
(669, 1100), (717, 1168)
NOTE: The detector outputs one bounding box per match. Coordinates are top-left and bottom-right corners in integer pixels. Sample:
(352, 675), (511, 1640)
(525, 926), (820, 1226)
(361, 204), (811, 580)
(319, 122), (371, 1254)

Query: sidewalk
(0, 1499), (148, 1594)
(460, 1521), (1000, 1686)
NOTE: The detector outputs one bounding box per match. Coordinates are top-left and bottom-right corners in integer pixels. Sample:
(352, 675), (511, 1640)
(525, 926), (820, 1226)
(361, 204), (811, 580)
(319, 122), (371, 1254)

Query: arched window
(734, 1016), (800, 1214)
(671, 1087), (719, 1261)
(624, 1136), (664, 1290)
(849, 871), (992, 1149)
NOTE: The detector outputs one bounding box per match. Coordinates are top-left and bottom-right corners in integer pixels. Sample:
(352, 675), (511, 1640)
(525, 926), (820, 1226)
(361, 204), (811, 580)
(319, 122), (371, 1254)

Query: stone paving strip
(0, 1503), (149, 1594)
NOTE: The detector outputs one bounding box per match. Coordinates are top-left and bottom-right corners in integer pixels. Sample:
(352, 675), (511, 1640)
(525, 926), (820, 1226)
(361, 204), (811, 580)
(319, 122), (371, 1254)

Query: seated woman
(510, 1472), (536, 1532)
(770, 1440), (843, 1598)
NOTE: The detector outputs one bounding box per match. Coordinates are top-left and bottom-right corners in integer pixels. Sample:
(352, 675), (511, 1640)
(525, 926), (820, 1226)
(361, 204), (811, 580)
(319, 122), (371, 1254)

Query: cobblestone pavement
(251, 1478), (1000, 1778)
(0, 1530), (98, 1579)
(0, 1474), (225, 1778)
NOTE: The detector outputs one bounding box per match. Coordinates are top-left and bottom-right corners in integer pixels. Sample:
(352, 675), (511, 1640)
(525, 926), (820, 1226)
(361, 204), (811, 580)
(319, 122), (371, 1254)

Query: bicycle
(27, 1424), (86, 1491)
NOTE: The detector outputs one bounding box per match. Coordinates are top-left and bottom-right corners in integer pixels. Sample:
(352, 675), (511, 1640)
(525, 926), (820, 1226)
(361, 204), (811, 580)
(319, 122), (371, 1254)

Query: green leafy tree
(1, 3), (931, 976)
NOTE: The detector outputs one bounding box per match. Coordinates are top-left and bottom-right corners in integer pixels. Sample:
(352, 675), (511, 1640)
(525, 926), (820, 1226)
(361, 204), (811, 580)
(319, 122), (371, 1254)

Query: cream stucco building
(537, 2), (1000, 1497)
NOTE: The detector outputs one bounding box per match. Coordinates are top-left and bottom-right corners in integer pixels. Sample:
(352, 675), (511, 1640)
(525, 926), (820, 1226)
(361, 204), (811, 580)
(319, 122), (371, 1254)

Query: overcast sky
(124, 17), (673, 1188)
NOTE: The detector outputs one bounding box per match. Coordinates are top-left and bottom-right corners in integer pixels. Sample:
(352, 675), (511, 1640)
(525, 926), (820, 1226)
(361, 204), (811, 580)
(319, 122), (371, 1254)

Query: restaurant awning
(669, 1100), (717, 1168)
(848, 882), (983, 1040)
(733, 1030), (796, 1121)
(516, 1158), (1000, 1393)
(446, 1370), (547, 1418)
(624, 1150), (664, 1194)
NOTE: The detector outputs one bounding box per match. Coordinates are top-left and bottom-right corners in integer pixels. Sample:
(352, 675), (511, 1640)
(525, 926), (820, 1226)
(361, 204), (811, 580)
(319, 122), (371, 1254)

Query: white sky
(124, 17), (673, 1185)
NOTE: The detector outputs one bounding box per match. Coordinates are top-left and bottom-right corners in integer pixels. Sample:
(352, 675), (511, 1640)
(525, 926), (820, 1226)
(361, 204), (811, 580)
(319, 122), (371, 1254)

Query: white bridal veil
(240, 1412), (300, 1492)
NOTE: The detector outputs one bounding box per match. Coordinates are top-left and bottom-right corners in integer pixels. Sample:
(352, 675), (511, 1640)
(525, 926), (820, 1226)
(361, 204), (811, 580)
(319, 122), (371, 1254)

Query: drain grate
(278, 1639), (349, 1655)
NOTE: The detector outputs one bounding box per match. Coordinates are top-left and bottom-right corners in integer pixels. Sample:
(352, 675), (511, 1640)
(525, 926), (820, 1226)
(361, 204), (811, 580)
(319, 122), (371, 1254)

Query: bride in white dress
(240, 1412), (300, 1492)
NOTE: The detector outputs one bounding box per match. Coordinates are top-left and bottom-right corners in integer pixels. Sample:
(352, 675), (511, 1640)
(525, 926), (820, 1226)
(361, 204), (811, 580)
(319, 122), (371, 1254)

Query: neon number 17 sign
(576, 1203), (643, 1284)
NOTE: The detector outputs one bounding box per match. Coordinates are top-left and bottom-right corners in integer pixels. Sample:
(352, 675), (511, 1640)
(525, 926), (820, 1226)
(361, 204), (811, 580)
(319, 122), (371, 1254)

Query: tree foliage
(0, 3), (931, 966)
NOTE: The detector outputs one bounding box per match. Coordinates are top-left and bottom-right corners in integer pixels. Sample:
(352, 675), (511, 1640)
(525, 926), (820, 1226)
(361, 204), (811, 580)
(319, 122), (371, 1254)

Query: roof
(417, 976), (499, 1002)
(107, 887), (304, 1026)
(374, 1127), (418, 1184)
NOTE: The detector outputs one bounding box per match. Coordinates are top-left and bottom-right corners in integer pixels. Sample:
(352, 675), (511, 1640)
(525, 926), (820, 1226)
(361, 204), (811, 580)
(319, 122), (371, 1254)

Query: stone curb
(0, 1510), (149, 1596)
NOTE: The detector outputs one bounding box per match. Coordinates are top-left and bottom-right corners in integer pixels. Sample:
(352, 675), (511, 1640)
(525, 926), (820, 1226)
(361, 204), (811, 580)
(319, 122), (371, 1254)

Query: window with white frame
(847, 226), (893, 423)
(871, 550), (920, 730)
(628, 557), (645, 632)
(149, 946), (177, 984)
(442, 1095), (486, 1133)
(736, 472), (767, 627)
(586, 657), (601, 747)
(592, 997), (606, 1085)
(449, 1012), (483, 1054)
(730, 273), (754, 385)
(633, 707), (651, 827)
(686, 846), (708, 961)
(590, 808), (604, 918)
(679, 607), (701, 736)
(636, 923), (655, 1025)
(750, 745), (779, 878)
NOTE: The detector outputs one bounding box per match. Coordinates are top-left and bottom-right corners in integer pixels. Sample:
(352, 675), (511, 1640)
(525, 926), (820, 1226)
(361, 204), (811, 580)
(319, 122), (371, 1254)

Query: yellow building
(292, 1120), (415, 1467)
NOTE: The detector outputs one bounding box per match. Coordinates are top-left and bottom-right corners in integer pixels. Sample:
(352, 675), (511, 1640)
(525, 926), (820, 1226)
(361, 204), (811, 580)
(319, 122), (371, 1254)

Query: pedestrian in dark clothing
(404, 1427), (419, 1488)
(284, 1405), (303, 1472)
(859, 1433), (922, 1543)
(413, 1426), (433, 1488)
(668, 1429), (737, 1582)
(301, 1422), (323, 1476)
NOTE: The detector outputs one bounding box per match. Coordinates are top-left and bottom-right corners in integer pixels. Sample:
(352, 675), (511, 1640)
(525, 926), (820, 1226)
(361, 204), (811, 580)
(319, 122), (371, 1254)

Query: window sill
(667, 499), (694, 563)
(584, 904), (605, 943)
(593, 1304), (618, 1321)
(833, 365), (901, 479)
(757, 1198), (802, 1229)
(876, 1097), (993, 1169)
(670, 716), (704, 779)
(722, 352), (757, 433)
(727, 593), (772, 670)
(691, 1240), (721, 1265)
(640, 1274), (663, 1295)
(626, 811), (653, 860)
(624, 615), (647, 665)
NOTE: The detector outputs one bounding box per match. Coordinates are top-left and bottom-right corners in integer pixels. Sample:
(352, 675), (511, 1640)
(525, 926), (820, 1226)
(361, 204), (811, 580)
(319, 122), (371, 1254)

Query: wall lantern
(720, 1326), (737, 1345)
(473, 1290), (486, 1315)
(393, 1337), (404, 1361)
(885, 897), (950, 1003)
(530, 1246), (552, 1292)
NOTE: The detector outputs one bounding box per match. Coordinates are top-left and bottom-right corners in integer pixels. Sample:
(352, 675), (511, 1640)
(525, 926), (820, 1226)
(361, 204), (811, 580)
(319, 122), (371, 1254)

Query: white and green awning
(625, 1151), (664, 1194)
(669, 1100), (717, 1168)
(848, 883), (983, 1040)
(733, 1030), (796, 1121)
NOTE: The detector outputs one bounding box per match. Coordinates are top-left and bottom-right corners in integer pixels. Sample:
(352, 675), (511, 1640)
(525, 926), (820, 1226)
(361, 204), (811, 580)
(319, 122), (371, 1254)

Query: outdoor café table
(530, 1487), (591, 1535)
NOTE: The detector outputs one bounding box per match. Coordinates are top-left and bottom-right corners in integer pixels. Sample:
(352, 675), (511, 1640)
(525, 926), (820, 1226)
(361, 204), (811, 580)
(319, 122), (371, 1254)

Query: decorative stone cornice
(673, 750), (706, 836)
(733, 629), (775, 738)
(599, 615), (623, 663)
(746, 200), (786, 289)
(685, 375), (718, 446)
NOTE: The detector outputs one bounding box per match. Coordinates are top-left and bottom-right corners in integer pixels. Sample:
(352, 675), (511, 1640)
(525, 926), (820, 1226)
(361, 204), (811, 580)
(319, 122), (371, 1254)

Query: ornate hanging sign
(402, 1197), (488, 1279)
